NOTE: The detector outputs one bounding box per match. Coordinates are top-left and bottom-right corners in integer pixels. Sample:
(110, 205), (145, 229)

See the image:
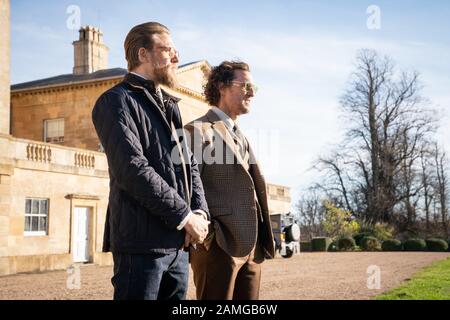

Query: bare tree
(420, 147), (435, 234)
(315, 152), (354, 213)
(310, 49), (438, 232)
(434, 144), (449, 236)
(296, 186), (326, 239)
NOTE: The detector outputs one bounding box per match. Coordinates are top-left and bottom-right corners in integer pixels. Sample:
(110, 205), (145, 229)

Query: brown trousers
(190, 236), (265, 300)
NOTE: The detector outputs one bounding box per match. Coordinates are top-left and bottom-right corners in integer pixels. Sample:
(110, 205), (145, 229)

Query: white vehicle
(270, 213), (301, 258)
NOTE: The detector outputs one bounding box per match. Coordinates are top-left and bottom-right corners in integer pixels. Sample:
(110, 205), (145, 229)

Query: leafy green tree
(321, 201), (360, 238)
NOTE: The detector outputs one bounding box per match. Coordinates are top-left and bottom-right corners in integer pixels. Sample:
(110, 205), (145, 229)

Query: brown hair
(124, 22), (170, 71)
(204, 61), (250, 106)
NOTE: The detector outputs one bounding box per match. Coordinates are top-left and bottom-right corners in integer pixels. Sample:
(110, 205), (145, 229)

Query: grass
(376, 257), (450, 300)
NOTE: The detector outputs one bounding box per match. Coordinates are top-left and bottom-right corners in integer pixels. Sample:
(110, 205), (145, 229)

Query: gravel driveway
(0, 252), (448, 300)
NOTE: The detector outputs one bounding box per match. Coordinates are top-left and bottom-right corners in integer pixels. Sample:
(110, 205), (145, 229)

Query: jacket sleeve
(184, 122), (209, 219)
(92, 91), (190, 229)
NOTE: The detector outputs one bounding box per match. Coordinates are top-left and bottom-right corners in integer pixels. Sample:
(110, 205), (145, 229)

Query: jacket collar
(203, 108), (250, 170)
(123, 73), (181, 103)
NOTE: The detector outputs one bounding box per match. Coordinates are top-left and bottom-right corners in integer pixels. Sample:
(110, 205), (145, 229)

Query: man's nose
(171, 53), (179, 64)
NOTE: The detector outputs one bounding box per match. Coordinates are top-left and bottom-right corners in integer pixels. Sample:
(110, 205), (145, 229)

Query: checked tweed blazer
(184, 109), (275, 258)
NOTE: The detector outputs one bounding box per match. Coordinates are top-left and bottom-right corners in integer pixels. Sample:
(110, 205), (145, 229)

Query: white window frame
(24, 198), (49, 237)
(44, 118), (65, 143)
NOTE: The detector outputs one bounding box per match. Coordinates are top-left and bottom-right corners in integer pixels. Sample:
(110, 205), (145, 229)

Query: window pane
(25, 199), (31, 214)
(24, 216), (31, 232)
(40, 200), (48, 214)
(45, 119), (64, 139)
(39, 217), (47, 233)
(32, 200), (39, 214)
(31, 216), (39, 231)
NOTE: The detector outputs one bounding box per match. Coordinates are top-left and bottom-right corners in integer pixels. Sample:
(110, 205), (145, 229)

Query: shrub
(353, 232), (372, 246)
(426, 239), (449, 252)
(311, 237), (332, 252)
(328, 240), (338, 252)
(337, 236), (356, 251)
(372, 222), (395, 241)
(359, 221), (394, 241)
(403, 239), (427, 251)
(381, 239), (403, 251)
(360, 236), (381, 251)
(300, 241), (311, 252)
(321, 202), (360, 238)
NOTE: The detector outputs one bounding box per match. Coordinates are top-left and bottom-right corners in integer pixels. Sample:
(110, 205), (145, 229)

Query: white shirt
(211, 106), (236, 132)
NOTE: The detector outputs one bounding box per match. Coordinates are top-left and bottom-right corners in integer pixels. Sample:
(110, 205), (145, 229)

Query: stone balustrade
(26, 143), (52, 162)
(74, 152), (95, 168)
(0, 135), (108, 174)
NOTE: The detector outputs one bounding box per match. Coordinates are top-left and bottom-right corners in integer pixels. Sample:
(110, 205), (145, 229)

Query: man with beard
(184, 61), (275, 300)
(92, 22), (210, 300)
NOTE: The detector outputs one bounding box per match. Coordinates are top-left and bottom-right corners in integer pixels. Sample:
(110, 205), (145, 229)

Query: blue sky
(10, 1), (450, 208)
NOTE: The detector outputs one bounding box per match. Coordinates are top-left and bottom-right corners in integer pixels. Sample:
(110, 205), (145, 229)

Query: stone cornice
(11, 61), (211, 102)
(11, 77), (121, 96)
(65, 194), (101, 200)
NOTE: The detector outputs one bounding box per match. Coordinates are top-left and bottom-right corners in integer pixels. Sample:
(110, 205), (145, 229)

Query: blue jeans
(111, 250), (189, 300)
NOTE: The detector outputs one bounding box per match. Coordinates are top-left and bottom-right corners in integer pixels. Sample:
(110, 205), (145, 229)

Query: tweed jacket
(184, 109), (275, 258)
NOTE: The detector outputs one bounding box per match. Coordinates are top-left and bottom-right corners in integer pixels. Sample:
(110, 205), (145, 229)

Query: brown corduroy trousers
(190, 236), (265, 300)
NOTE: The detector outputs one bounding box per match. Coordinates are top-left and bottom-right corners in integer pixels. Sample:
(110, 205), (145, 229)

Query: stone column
(0, 0), (10, 136)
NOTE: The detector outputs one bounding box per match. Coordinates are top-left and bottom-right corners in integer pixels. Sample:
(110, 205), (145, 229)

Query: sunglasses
(230, 81), (259, 95)
(153, 46), (179, 59)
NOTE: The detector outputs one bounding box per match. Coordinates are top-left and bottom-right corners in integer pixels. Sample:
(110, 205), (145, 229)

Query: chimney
(73, 26), (109, 75)
(0, 0), (10, 135)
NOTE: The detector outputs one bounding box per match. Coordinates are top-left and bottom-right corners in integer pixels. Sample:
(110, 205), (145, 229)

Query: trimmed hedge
(338, 236), (356, 251)
(426, 238), (449, 252)
(403, 239), (427, 251)
(353, 232), (372, 246)
(360, 236), (381, 251)
(311, 237), (332, 252)
(382, 239), (403, 251)
(300, 241), (311, 252)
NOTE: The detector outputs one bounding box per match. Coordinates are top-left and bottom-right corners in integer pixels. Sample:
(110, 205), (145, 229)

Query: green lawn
(376, 257), (450, 300)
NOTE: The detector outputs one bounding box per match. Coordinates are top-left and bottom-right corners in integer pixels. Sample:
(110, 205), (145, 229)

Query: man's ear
(218, 82), (226, 95)
(137, 47), (149, 64)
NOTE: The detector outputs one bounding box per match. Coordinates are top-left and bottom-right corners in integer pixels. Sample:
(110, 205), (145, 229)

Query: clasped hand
(183, 213), (210, 248)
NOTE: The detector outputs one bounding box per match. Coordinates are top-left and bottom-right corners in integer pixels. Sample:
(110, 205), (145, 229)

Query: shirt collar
(211, 107), (235, 131)
(129, 72), (162, 95)
(130, 71), (148, 80)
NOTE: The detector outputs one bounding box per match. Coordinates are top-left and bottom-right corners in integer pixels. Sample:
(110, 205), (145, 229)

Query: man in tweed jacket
(184, 61), (275, 300)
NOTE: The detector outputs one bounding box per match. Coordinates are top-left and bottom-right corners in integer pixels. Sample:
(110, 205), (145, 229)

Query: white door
(73, 207), (90, 262)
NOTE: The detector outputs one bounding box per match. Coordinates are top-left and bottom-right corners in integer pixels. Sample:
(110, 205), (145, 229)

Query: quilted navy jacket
(92, 73), (209, 254)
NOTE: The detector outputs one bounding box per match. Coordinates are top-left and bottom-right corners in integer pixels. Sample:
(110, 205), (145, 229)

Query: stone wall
(11, 67), (212, 152)
(0, 135), (111, 275)
(11, 79), (121, 152)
